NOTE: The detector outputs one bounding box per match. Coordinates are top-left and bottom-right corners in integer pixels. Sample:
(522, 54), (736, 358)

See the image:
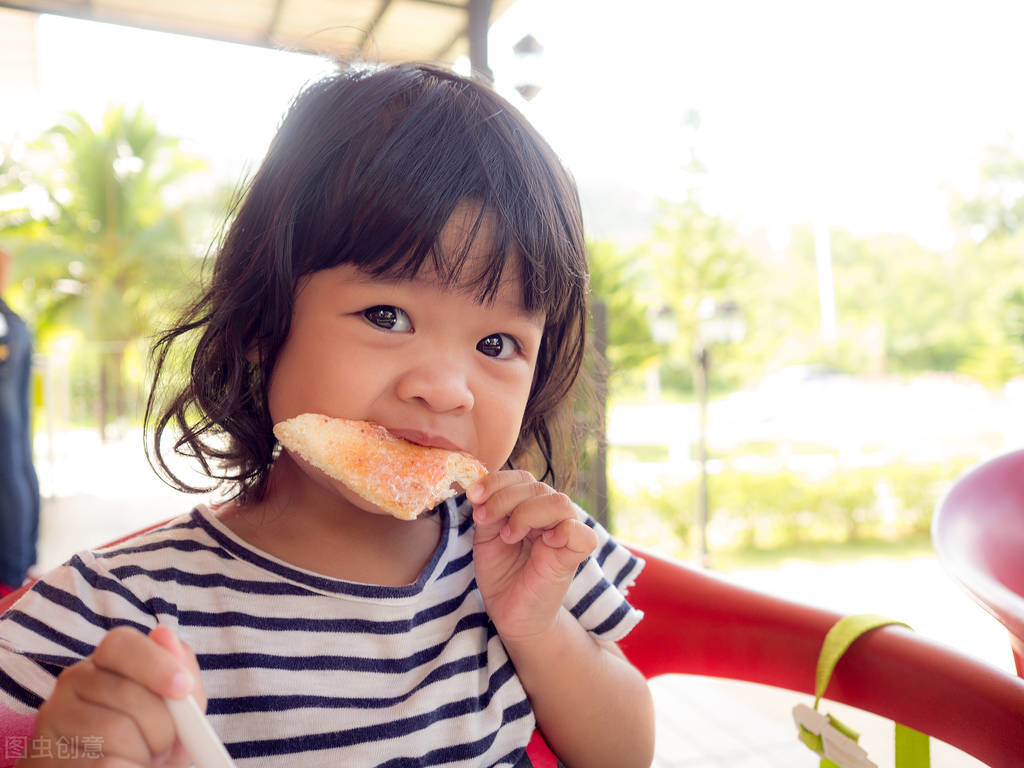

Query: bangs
(285, 65), (586, 317)
(362, 205), (536, 313)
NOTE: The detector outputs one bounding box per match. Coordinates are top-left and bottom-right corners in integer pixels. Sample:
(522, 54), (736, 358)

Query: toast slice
(273, 414), (487, 520)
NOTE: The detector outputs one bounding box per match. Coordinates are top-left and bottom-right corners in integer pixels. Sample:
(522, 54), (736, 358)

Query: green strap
(815, 614), (910, 708)
(895, 723), (930, 766)
(799, 614), (930, 768)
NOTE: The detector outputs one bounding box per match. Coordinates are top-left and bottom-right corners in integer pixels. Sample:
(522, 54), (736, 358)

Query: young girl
(0, 63), (655, 767)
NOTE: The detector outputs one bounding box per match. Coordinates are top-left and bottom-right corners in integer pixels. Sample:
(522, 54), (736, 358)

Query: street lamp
(650, 305), (678, 346)
(511, 34), (544, 101)
(694, 298), (745, 567)
(648, 305), (678, 402)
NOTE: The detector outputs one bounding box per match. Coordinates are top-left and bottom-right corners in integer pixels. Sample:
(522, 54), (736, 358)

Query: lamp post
(694, 298), (745, 567)
(650, 305), (678, 346)
(649, 305), (678, 401)
(511, 34), (544, 101)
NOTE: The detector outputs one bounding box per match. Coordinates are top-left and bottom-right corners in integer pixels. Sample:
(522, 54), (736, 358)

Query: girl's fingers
(91, 626), (194, 700)
(469, 470), (595, 564)
(150, 627), (212, 766)
(468, 469), (535, 505)
(67, 663), (179, 758)
(499, 490), (578, 544)
(33, 628), (204, 764)
(41, 665), (163, 763)
(150, 626), (207, 710)
(471, 471), (556, 522)
(95, 759), (150, 768)
(471, 470), (544, 540)
(541, 518), (600, 564)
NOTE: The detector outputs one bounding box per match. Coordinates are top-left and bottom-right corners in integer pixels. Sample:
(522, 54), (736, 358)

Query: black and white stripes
(0, 497), (643, 766)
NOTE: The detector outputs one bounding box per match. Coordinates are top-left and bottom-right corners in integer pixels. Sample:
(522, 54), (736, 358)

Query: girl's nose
(395, 357), (475, 413)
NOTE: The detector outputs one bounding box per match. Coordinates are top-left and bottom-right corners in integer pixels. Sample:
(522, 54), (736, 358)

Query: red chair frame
(527, 543), (1024, 767)
(4, 534), (1024, 766)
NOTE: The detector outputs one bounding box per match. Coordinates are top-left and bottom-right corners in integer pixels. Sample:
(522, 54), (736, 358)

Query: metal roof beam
(358, 0), (395, 55)
(265, 0), (286, 43)
(468, 0), (492, 80)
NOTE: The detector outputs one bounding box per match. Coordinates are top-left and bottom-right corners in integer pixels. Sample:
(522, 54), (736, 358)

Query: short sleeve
(0, 551), (158, 714)
(562, 506), (645, 643)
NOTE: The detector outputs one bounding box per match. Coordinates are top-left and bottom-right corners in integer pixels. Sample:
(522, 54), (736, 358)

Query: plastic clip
(793, 703), (877, 768)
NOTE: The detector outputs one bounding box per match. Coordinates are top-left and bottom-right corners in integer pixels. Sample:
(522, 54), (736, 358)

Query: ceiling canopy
(0, 0), (515, 67)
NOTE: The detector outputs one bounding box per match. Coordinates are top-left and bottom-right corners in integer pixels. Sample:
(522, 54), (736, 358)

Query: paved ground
(30, 428), (1016, 767)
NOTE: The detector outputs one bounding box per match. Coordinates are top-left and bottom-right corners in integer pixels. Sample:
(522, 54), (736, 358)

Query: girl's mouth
(387, 428), (463, 453)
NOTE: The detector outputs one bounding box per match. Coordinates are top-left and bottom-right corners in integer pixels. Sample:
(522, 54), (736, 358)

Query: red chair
(933, 449), (1024, 678)
(4, 537), (1024, 767)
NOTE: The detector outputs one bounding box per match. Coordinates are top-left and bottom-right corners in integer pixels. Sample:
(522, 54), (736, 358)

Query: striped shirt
(0, 496), (644, 766)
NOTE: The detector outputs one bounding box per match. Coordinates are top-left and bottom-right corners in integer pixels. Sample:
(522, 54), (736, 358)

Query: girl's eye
(477, 333), (519, 359)
(363, 305), (412, 332)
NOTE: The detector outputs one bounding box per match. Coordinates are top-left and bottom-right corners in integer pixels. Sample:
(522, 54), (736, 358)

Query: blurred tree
(778, 224), (1024, 386)
(0, 146), (16, 197)
(586, 240), (657, 384)
(826, 231), (967, 373)
(650, 199), (757, 394)
(1, 106), (211, 438)
(953, 144), (1024, 241)
(574, 241), (659, 526)
(948, 144), (1024, 384)
(953, 232), (1024, 386)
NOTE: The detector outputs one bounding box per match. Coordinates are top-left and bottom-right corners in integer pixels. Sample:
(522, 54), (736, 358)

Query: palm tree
(2, 105), (212, 439)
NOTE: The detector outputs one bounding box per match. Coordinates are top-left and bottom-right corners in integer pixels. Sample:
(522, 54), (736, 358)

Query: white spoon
(164, 694), (236, 768)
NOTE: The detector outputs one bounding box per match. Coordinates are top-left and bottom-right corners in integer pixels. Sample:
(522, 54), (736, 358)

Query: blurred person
(0, 245), (40, 597)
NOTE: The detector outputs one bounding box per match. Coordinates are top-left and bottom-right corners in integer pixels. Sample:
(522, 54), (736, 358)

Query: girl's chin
(315, 473), (393, 517)
(333, 483), (399, 518)
(279, 452), (394, 518)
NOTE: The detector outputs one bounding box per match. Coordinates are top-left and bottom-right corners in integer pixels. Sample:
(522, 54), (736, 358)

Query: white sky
(8, 0), (1024, 251)
(490, 0), (1024, 249)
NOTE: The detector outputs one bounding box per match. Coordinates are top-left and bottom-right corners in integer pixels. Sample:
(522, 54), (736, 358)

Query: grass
(610, 445), (670, 463)
(709, 533), (936, 572)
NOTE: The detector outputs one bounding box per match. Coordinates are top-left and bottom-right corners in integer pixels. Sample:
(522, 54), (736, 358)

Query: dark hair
(145, 62), (589, 502)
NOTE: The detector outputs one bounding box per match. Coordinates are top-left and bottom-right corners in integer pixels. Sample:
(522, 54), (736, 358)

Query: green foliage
(711, 536), (936, 571)
(1, 105), (218, 435)
(609, 482), (691, 561)
(646, 199), (758, 394)
(738, 142), (1024, 386)
(943, 142), (1024, 383)
(652, 199), (755, 336)
(785, 229), (965, 373)
(619, 461), (969, 555)
(761, 224), (1024, 385)
(5, 107), (208, 333)
(0, 146), (22, 200)
(585, 143), (1024, 395)
(950, 232), (1024, 386)
(953, 144), (1024, 241)
(586, 240), (657, 379)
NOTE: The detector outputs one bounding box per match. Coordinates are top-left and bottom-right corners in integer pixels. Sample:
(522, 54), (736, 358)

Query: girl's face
(266, 211), (545, 514)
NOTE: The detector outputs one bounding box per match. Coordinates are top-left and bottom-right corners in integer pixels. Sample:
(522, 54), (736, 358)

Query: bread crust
(273, 414), (488, 520)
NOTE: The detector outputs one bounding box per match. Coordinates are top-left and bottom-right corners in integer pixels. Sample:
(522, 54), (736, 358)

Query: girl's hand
(469, 470), (598, 643)
(21, 626), (206, 767)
